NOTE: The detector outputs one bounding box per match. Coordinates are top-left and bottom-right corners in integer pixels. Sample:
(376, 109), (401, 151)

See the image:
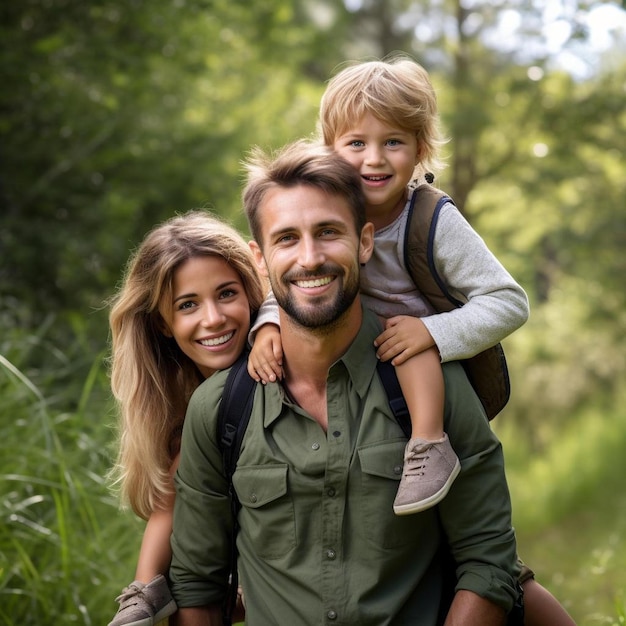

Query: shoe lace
(404, 443), (432, 477)
(115, 581), (145, 605)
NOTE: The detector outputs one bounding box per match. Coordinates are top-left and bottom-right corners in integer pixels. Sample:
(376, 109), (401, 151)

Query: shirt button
(311, 442), (320, 450)
(327, 609), (338, 620)
(326, 549), (336, 560)
(393, 464), (403, 475)
(250, 493), (258, 503)
(332, 430), (341, 437)
(327, 487), (336, 497)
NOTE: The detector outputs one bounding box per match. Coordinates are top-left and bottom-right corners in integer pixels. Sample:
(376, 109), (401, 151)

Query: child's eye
(386, 139), (401, 147)
(349, 140), (365, 148)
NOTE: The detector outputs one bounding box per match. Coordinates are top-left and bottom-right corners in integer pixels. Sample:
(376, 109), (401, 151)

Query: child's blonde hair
(108, 210), (265, 519)
(319, 54), (446, 175)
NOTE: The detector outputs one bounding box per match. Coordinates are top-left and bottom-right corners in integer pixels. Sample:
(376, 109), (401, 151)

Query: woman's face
(162, 255), (251, 378)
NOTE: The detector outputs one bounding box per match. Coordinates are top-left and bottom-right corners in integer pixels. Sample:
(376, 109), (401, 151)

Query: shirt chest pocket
(358, 440), (434, 548)
(232, 464), (295, 560)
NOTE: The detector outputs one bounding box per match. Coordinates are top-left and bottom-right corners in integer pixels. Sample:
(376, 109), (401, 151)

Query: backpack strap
(404, 184), (459, 311)
(375, 359), (411, 439)
(217, 350), (256, 626)
(403, 184), (510, 420)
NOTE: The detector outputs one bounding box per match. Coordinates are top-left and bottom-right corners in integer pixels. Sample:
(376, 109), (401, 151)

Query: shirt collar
(262, 307), (381, 429)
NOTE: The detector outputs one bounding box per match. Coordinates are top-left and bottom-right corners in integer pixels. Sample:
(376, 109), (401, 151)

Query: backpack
(403, 183), (510, 420)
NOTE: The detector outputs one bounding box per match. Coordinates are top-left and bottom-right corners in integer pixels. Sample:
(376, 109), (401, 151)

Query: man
(169, 139), (520, 625)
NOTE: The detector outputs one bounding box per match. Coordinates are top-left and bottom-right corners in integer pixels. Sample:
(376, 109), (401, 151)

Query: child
(249, 55), (529, 516)
(107, 211), (265, 626)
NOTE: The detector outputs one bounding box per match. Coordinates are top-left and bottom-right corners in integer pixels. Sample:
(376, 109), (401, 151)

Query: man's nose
(298, 236), (325, 269)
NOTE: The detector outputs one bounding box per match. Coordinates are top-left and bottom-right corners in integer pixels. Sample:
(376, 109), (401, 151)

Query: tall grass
(0, 319), (144, 625)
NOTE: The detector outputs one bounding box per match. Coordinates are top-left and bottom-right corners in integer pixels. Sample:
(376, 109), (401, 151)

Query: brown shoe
(393, 434), (461, 516)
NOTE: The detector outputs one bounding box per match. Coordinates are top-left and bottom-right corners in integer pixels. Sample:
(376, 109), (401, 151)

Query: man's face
(250, 184), (373, 330)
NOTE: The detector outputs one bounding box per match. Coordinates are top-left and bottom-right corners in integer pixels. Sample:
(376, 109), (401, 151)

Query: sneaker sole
(393, 459), (461, 516)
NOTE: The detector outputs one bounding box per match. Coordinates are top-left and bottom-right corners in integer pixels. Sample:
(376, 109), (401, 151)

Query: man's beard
(271, 263), (360, 330)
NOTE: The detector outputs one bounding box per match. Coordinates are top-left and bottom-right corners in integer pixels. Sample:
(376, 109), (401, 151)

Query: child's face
(162, 255), (251, 378)
(333, 112), (419, 218)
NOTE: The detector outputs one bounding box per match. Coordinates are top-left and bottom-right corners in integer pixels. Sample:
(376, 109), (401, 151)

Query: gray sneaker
(108, 575), (177, 626)
(393, 434), (461, 516)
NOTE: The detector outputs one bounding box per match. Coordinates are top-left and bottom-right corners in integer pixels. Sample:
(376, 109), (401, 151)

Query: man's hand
(374, 315), (437, 365)
(248, 323), (283, 383)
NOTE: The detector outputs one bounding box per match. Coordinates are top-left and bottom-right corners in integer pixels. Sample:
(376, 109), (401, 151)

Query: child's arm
(247, 290), (283, 383)
(417, 204), (529, 363)
(248, 323), (283, 383)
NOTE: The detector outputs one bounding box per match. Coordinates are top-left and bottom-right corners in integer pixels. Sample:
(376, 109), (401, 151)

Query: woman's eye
(177, 301), (195, 311)
(219, 289), (237, 300)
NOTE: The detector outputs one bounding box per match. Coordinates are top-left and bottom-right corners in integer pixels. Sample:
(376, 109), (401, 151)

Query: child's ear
(415, 143), (424, 164)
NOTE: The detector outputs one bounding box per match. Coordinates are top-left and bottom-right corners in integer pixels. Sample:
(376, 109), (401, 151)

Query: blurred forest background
(1, 0), (625, 624)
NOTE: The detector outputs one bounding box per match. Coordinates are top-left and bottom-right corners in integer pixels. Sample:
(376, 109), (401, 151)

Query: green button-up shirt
(170, 309), (519, 625)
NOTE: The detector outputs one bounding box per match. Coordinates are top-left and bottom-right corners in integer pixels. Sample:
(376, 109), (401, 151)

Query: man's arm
(438, 362), (520, 612)
(444, 590), (506, 626)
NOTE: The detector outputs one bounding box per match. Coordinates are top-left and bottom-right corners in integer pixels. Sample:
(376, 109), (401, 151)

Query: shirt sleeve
(438, 362), (521, 611)
(248, 290), (280, 346)
(420, 204), (529, 362)
(169, 372), (233, 608)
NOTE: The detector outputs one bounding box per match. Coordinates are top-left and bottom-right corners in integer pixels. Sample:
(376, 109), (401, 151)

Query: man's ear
(359, 222), (375, 265)
(249, 240), (269, 277)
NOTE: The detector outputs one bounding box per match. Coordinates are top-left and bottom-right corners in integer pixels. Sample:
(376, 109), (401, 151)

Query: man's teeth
(296, 276), (333, 288)
(199, 332), (234, 346)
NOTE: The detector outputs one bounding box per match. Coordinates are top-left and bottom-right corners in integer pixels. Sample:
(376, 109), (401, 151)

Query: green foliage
(0, 321), (143, 625)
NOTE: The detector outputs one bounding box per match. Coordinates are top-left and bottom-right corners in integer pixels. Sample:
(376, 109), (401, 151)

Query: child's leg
(109, 463), (179, 626)
(395, 346), (445, 440)
(108, 506), (178, 626)
(135, 507), (174, 582)
(393, 347), (460, 516)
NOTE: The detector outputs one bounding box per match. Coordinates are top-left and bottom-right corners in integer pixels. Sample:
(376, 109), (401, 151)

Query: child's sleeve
(421, 204), (529, 362)
(248, 290), (280, 346)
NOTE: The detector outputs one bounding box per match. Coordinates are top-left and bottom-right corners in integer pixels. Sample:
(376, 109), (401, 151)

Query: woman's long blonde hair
(108, 210), (265, 520)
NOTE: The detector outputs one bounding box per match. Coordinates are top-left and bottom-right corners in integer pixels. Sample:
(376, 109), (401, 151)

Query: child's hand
(374, 316), (437, 365)
(248, 323), (283, 383)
